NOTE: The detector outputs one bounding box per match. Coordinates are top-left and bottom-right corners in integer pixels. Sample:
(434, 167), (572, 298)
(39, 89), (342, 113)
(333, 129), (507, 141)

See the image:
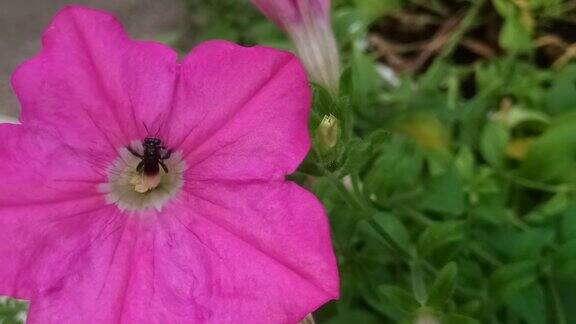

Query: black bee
(127, 137), (172, 176)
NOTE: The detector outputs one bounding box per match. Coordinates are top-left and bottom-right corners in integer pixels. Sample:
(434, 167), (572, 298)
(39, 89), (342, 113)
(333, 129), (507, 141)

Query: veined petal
(251, 0), (331, 29)
(24, 180), (340, 324)
(163, 180), (340, 323)
(0, 124), (109, 299)
(169, 41), (311, 181)
(11, 6), (178, 154)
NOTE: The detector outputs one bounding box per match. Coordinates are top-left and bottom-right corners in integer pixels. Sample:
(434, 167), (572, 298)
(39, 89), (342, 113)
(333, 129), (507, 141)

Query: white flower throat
(99, 140), (186, 212)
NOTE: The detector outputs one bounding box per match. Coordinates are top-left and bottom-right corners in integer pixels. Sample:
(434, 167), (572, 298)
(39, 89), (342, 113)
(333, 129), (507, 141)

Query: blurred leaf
(370, 212), (411, 252)
(342, 130), (390, 174)
(427, 262), (458, 309)
(504, 283), (547, 324)
(480, 121), (509, 168)
(490, 260), (539, 296)
(442, 314), (480, 324)
(348, 48), (381, 111)
(324, 309), (382, 324)
(353, 0), (401, 22)
(364, 136), (424, 200)
(544, 64), (576, 114)
(492, 0), (514, 16)
(557, 277), (576, 323)
(420, 167), (466, 216)
(560, 203), (576, 241)
(525, 192), (570, 223)
(417, 221), (466, 257)
(410, 259), (428, 305)
(520, 113), (576, 182)
(379, 286), (421, 315)
(0, 298), (27, 324)
(499, 15), (533, 53)
(553, 239), (576, 275)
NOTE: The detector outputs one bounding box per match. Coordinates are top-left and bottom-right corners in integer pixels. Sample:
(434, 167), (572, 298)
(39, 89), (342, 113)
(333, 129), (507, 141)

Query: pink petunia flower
(251, 0), (341, 94)
(0, 6), (339, 323)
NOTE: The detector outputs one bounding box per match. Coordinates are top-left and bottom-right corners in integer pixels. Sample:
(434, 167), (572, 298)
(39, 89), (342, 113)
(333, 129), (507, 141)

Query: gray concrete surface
(0, 0), (187, 118)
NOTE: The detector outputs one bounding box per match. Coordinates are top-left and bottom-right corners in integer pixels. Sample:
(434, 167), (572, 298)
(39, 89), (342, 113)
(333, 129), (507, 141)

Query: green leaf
(519, 113), (576, 182)
(364, 137), (424, 200)
(349, 48), (381, 110)
(379, 286), (421, 315)
(492, 0), (514, 16)
(490, 260), (539, 296)
(525, 192), (570, 224)
(420, 167), (466, 216)
(324, 309), (383, 324)
(553, 239), (576, 275)
(342, 130), (390, 174)
(499, 15), (533, 53)
(507, 228), (554, 260)
(544, 64), (576, 114)
(560, 203), (576, 241)
(504, 283), (547, 324)
(427, 262), (458, 309)
(417, 221), (466, 257)
(480, 121), (509, 169)
(410, 260), (428, 305)
(557, 277), (576, 323)
(442, 314), (481, 324)
(370, 212), (411, 252)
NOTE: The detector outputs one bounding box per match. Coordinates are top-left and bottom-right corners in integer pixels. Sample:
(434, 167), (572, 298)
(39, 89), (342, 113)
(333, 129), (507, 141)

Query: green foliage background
(3, 0), (576, 323)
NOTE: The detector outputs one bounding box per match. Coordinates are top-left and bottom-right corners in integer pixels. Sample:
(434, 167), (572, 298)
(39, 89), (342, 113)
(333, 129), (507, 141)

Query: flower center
(99, 141), (186, 212)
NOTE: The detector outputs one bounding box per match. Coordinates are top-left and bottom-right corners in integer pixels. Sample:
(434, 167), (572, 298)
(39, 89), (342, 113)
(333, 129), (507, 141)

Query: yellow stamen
(130, 173), (162, 193)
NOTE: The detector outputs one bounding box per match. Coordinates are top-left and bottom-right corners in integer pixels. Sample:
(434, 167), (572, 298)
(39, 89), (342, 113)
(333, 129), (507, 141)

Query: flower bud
(251, 0), (341, 94)
(315, 114), (340, 152)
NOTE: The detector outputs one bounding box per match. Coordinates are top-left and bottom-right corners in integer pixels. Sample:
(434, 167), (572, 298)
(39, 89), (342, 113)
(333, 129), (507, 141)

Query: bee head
(144, 137), (162, 147)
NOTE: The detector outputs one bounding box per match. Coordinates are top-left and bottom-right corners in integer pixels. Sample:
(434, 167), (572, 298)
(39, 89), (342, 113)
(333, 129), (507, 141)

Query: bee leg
(161, 149), (173, 160)
(159, 160), (169, 173)
(137, 161), (144, 173)
(127, 146), (143, 158)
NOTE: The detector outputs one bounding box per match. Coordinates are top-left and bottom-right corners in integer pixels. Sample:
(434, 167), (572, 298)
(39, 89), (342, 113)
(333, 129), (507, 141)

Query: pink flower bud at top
(251, 0), (341, 94)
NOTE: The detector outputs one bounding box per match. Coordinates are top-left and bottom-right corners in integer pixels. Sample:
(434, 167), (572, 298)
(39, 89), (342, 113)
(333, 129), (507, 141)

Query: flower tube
(252, 0), (341, 94)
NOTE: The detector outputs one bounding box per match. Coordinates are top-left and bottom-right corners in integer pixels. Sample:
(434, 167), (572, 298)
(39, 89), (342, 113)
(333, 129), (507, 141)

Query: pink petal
(11, 6), (178, 153)
(0, 124), (111, 299)
(167, 180), (340, 322)
(23, 182), (338, 323)
(25, 215), (145, 323)
(168, 41), (312, 181)
(251, 0), (331, 29)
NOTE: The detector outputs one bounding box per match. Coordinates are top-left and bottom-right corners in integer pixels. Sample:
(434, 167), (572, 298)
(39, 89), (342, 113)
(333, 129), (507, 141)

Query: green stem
(398, 205), (504, 267)
(547, 275), (567, 324)
(325, 171), (365, 212)
(436, 0), (486, 61)
(470, 244), (502, 267)
(321, 167), (414, 261)
(367, 218), (412, 259)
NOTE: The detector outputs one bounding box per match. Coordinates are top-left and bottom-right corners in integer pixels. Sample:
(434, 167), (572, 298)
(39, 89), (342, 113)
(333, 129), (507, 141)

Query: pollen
(99, 141), (186, 212)
(130, 173), (162, 193)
